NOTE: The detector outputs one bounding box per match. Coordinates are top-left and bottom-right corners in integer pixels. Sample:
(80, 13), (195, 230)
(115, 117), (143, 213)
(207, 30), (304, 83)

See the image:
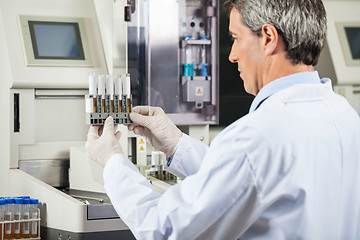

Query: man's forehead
(229, 7), (241, 20)
(228, 9), (241, 35)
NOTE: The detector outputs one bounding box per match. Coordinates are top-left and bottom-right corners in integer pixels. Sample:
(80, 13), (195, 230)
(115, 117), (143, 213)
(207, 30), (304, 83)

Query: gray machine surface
(127, 0), (219, 125)
(40, 190), (136, 240)
(40, 227), (135, 240)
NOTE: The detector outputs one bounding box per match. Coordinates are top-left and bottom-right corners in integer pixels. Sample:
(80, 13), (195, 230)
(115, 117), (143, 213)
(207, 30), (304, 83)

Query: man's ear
(260, 23), (280, 55)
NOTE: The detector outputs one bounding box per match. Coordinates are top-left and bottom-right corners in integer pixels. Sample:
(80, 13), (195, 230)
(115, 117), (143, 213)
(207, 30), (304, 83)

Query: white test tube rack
(85, 73), (132, 125)
(0, 208), (41, 240)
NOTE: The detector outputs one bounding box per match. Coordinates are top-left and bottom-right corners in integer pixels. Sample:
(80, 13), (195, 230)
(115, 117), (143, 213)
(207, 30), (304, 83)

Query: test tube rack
(85, 73), (132, 125)
(0, 209), (41, 240)
(85, 94), (132, 125)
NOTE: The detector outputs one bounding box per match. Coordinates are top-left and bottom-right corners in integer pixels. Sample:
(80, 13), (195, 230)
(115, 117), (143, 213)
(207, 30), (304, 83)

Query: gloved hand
(85, 116), (123, 166)
(128, 106), (182, 157)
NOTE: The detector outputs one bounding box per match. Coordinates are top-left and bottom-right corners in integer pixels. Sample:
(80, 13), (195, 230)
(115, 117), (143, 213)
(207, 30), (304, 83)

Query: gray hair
(224, 0), (327, 66)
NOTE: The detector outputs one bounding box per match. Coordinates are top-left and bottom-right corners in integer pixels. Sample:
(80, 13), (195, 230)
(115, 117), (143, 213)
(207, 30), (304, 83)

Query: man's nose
(228, 45), (238, 63)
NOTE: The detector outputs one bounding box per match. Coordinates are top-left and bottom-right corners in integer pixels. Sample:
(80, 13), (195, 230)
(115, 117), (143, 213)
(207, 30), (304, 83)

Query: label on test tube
(14, 197), (22, 236)
(14, 211), (20, 234)
(5, 211), (11, 234)
(31, 211), (38, 236)
(21, 197), (30, 238)
(22, 211), (30, 235)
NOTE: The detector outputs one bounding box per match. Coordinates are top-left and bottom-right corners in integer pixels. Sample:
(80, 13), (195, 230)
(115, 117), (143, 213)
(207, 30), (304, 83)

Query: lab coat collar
(249, 71), (323, 113)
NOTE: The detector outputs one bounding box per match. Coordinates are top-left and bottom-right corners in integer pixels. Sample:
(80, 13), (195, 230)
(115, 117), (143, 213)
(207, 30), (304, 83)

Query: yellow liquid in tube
(119, 100), (123, 112)
(102, 99), (105, 113)
(93, 97), (97, 113)
(127, 98), (131, 113)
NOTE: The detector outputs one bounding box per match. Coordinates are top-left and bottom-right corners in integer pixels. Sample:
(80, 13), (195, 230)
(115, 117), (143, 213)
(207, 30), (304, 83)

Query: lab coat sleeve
(164, 133), (208, 179)
(103, 129), (263, 240)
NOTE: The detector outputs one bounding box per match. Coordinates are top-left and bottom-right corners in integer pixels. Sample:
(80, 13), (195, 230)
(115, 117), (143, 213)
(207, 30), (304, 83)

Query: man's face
(228, 8), (263, 96)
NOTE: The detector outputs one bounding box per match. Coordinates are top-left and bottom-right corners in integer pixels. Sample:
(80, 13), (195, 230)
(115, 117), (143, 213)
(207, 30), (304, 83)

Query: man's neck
(261, 58), (315, 90)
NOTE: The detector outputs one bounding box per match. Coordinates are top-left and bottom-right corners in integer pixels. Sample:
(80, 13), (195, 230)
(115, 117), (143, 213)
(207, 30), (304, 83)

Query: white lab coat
(104, 77), (360, 239)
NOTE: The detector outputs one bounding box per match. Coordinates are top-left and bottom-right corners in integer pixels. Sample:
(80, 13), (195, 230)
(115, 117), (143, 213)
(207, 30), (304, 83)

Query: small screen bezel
(28, 21), (85, 60)
(344, 27), (360, 60)
(336, 22), (360, 66)
(19, 15), (92, 67)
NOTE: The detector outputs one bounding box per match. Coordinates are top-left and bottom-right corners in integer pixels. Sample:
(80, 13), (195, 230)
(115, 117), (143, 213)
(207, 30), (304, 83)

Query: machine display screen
(345, 27), (360, 60)
(28, 21), (85, 60)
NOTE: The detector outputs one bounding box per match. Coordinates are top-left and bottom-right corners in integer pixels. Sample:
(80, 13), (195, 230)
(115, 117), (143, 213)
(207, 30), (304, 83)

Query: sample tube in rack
(85, 72), (132, 125)
(97, 74), (106, 113)
(114, 74), (122, 113)
(184, 34), (194, 77)
(13, 198), (22, 239)
(122, 73), (132, 113)
(87, 72), (97, 113)
(0, 198), (5, 240)
(4, 198), (14, 239)
(199, 34), (209, 77)
(21, 198), (30, 239)
(105, 74), (114, 113)
(30, 198), (39, 239)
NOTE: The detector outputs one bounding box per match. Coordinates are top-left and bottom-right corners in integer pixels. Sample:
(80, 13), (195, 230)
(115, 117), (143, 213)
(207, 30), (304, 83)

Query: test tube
(200, 36), (207, 63)
(123, 74), (131, 113)
(151, 151), (160, 166)
(88, 72), (97, 113)
(106, 74), (114, 113)
(13, 198), (22, 239)
(199, 34), (208, 77)
(151, 151), (159, 179)
(114, 74), (123, 112)
(4, 198), (14, 239)
(151, 151), (165, 180)
(97, 74), (106, 113)
(184, 34), (194, 77)
(21, 198), (30, 239)
(30, 199), (39, 239)
(0, 198), (5, 240)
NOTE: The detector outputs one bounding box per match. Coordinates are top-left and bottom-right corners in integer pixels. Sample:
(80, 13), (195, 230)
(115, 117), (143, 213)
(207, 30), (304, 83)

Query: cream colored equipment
(0, 0), (217, 238)
(0, 0), (134, 238)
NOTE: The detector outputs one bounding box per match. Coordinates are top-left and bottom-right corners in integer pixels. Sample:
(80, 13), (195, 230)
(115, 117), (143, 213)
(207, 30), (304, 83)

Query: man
(86, 0), (360, 239)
